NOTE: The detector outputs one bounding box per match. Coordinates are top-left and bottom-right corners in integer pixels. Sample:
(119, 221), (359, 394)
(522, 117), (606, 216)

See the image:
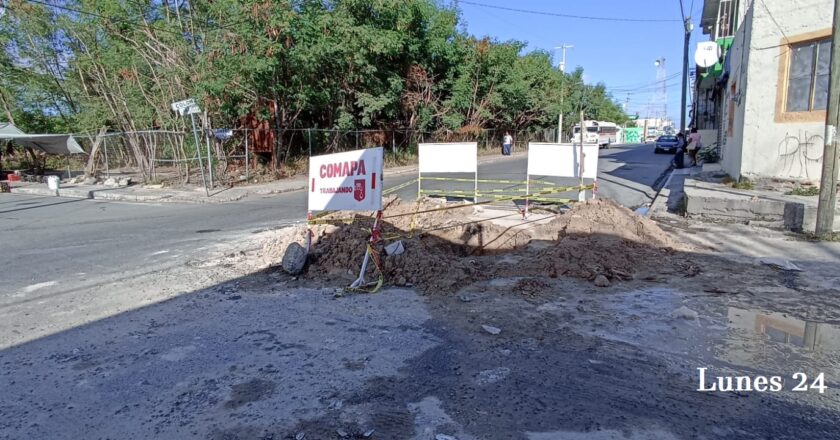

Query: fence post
(245, 129), (249, 181)
(308, 128), (312, 157)
(205, 127), (213, 188)
(104, 137), (110, 178)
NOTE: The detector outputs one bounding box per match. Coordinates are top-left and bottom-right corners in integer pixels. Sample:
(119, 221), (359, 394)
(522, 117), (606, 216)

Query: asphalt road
(0, 143), (669, 295)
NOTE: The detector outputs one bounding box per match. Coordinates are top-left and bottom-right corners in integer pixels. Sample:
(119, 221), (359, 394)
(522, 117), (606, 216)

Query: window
(786, 38), (831, 112)
(715, 0), (736, 39)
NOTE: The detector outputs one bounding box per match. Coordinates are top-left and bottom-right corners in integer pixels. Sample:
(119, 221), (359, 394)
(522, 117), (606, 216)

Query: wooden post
(816, 0), (840, 237)
(579, 109), (586, 201)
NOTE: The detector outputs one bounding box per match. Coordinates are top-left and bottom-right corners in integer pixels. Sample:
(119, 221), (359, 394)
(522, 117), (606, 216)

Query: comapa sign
(308, 147), (383, 211)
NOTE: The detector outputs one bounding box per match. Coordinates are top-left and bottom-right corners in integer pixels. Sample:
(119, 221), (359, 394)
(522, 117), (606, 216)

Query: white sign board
(418, 142), (478, 173)
(308, 147), (384, 211)
(171, 98), (196, 113)
(527, 143), (599, 180)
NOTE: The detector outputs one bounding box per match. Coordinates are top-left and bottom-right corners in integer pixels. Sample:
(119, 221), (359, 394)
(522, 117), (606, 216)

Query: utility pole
(680, 17), (694, 132)
(815, 0), (840, 237)
(555, 44), (574, 142)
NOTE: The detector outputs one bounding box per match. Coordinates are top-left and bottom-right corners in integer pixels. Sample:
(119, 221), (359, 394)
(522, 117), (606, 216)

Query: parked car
(654, 135), (679, 154)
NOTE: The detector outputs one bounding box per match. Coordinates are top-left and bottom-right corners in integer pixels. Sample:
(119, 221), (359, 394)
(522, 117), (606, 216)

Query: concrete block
(683, 178), (840, 233)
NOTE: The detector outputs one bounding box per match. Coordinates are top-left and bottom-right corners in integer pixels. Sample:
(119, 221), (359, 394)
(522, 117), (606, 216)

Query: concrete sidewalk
(648, 164), (703, 218)
(6, 150), (528, 204)
(9, 177), (308, 204)
(649, 163), (840, 233)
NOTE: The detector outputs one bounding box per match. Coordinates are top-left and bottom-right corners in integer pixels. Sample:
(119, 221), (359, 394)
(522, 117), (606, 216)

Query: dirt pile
(261, 197), (692, 293)
(516, 199), (688, 281)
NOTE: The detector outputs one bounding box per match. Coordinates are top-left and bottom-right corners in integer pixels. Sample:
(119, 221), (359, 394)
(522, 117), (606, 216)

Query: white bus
(572, 121), (621, 147)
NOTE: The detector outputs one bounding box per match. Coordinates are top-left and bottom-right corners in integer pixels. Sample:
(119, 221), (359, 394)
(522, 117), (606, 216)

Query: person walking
(502, 132), (513, 156)
(686, 128), (701, 166)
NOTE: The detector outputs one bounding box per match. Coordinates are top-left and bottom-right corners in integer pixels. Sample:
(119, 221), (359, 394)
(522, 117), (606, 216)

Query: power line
(458, 0), (682, 23)
(23, 0), (253, 37)
(23, 0), (185, 36)
(610, 80), (683, 94)
(758, 0), (791, 47)
(608, 72), (683, 90)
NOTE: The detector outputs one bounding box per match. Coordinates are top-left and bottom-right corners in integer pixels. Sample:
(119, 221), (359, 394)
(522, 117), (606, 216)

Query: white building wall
(732, 0), (832, 181)
(721, 4), (752, 179)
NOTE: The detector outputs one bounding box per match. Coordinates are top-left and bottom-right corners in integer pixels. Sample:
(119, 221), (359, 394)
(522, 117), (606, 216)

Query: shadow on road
(0, 197), (87, 214)
(2, 217), (839, 439)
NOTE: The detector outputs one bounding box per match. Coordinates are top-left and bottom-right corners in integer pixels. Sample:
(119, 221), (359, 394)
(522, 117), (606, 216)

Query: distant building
(633, 118), (672, 141)
(695, 0), (833, 182)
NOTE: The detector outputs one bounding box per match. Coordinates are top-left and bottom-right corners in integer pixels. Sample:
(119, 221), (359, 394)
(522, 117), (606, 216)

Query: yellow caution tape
(383, 179), (418, 195)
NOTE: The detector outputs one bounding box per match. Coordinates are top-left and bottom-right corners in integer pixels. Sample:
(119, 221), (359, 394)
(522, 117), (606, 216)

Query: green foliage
(786, 186), (820, 197)
(0, 0), (628, 151)
(722, 175), (754, 190)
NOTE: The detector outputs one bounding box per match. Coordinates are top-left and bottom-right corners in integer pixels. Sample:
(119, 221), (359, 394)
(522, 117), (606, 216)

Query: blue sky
(456, 0), (706, 123)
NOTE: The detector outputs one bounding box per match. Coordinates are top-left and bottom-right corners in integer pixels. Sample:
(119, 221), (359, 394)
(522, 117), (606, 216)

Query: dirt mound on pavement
(261, 197), (690, 293)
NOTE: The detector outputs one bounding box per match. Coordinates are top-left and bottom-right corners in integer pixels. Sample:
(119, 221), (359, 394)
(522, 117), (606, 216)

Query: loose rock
(671, 306), (699, 320)
(593, 274), (610, 287)
(481, 325), (501, 335)
(281, 242), (307, 275)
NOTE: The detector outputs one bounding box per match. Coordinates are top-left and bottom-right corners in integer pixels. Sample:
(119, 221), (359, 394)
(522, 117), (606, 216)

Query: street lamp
(554, 44), (574, 142)
(554, 44), (574, 72)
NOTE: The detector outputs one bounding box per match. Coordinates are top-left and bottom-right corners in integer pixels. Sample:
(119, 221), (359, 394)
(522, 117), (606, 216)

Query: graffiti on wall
(777, 131), (823, 180)
(624, 128), (643, 143)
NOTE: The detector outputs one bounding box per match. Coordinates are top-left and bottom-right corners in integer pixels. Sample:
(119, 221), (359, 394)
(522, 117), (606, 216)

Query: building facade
(696, 0), (833, 182)
(694, 0), (834, 182)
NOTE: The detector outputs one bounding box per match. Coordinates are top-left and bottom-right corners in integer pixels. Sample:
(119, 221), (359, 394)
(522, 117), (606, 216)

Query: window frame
(775, 28), (833, 123)
(785, 38), (830, 112)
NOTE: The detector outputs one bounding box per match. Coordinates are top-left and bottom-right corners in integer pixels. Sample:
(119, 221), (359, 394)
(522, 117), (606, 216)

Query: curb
(7, 150), (526, 205)
(647, 168), (676, 218)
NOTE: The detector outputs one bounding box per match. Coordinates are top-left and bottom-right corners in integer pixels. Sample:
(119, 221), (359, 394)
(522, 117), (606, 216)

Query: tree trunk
(84, 127), (109, 177)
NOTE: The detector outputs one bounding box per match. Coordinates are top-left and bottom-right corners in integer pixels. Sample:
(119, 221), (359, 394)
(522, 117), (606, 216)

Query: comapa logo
(353, 179), (366, 201)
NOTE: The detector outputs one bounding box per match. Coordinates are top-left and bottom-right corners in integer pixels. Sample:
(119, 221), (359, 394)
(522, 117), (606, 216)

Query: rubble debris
(476, 367), (511, 385)
(384, 240), (405, 256)
(593, 275), (610, 287)
(482, 325), (501, 335)
(281, 242), (307, 275)
(671, 306), (699, 320)
(758, 257), (803, 272)
(260, 197), (692, 293)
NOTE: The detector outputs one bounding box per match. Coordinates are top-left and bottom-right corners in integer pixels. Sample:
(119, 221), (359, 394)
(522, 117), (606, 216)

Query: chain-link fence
(77, 127), (557, 186)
